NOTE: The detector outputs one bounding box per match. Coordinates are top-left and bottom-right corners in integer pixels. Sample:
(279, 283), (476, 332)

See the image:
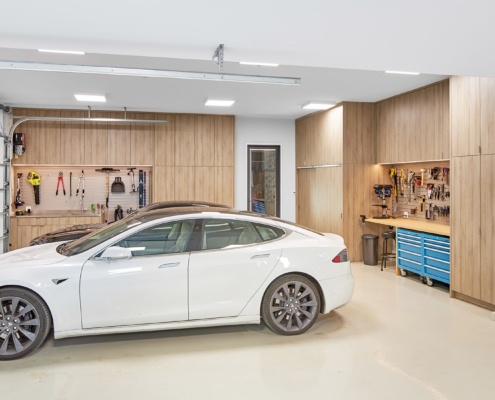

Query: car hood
(0, 242), (67, 268)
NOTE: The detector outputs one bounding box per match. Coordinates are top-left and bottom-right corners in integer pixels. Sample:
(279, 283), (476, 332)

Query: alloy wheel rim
(269, 281), (318, 332)
(0, 296), (41, 356)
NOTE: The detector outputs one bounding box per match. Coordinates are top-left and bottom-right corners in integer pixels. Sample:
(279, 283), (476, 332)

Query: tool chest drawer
(396, 228), (450, 285)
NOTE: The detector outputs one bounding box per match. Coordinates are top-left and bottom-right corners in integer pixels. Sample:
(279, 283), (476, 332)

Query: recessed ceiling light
(302, 101), (336, 110)
(74, 94), (106, 102)
(205, 99), (235, 107)
(38, 49), (85, 55)
(239, 62), (279, 67)
(385, 70), (420, 75)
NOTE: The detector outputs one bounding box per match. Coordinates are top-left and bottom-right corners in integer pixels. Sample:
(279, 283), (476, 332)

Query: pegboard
(12, 166), (152, 222)
(373, 161), (450, 225)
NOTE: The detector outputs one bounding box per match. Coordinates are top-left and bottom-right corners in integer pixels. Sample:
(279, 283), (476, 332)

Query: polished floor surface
(1, 262), (494, 399)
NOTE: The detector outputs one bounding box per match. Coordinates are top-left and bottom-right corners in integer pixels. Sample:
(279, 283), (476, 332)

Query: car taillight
(332, 249), (349, 263)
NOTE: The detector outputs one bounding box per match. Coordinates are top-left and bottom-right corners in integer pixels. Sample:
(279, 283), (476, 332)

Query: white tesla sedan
(0, 206), (354, 360)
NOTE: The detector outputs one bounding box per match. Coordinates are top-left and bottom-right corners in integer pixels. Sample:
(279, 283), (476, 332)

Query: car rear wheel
(0, 288), (51, 360)
(261, 274), (320, 335)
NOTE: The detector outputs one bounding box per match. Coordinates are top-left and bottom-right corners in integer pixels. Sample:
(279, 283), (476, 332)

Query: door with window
(188, 218), (284, 320)
(80, 219), (195, 329)
(248, 145), (280, 217)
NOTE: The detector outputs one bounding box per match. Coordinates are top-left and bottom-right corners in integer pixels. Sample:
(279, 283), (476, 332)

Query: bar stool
(381, 231), (396, 271)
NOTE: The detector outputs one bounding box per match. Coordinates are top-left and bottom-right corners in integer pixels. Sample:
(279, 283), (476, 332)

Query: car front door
(188, 219), (283, 320)
(80, 219), (195, 329)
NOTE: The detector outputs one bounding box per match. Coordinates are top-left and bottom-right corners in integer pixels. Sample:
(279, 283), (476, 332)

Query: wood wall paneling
(154, 114), (175, 166)
(320, 106), (343, 165)
(60, 110), (85, 165)
(376, 98), (398, 163)
(129, 112), (155, 166)
(107, 111), (131, 165)
(195, 115), (215, 166)
(450, 76), (481, 157)
(214, 167), (234, 206)
(153, 166), (175, 201)
(175, 115), (196, 166)
(480, 77), (495, 155)
(194, 167), (216, 203)
(84, 116), (108, 165)
(214, 116), (234, 167)
(175, 166), (195, 200)
(480, 154), (495, 304)
(450, 156), (481, 298)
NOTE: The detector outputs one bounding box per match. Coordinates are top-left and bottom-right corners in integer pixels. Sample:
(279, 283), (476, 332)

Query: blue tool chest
(397, 228), (450, 285)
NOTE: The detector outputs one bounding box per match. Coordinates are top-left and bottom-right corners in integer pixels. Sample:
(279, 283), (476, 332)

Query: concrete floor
(1, 262), (494, 400)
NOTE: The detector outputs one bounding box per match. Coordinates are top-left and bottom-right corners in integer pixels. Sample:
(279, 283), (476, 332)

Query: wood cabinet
(9, 215), (103, 250)
(296, 103), (388, 261)
(376, 80), (449, 163)
(450, 77), (495, 310)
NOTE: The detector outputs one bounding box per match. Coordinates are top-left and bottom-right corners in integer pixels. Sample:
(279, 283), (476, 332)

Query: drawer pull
(424, 256), (450, 265)
(425, 265), (451, 274)
(398, 249), (421, 257)
(424, 247), (450, 255)
(398, 242), (421, 249)
(398, 257), (422, 266)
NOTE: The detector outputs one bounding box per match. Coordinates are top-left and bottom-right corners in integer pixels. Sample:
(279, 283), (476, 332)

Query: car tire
(261, 274), (320, 336)
(0, 287), (52, 360)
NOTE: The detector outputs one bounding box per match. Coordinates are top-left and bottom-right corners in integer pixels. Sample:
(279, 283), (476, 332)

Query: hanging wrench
(76, 170), (85, 196)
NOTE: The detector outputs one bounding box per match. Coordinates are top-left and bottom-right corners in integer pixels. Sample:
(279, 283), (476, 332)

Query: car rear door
(188, 218), (283, 320)
(80, 219), (194, 329)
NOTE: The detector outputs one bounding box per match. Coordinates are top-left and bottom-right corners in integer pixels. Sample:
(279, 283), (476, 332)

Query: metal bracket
(212, 44), (225, 74)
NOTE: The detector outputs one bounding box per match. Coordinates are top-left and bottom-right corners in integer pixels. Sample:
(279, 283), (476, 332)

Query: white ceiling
(0, 0), (492, 119)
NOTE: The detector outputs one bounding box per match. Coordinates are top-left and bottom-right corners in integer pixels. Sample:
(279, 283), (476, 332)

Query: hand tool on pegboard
(70, 172), (72, 197)
(419, 168), (426, 186)
(95, 168), (120, 222)
(27, 171), (41, 205)
(15, 173), (24, 208)
(56, 172), (66, 196)
(127, 168), (137, 193)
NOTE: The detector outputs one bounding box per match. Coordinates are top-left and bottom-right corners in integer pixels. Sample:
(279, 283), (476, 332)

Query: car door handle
(251, 254), (270, 259)
(159, 262), (180, 269)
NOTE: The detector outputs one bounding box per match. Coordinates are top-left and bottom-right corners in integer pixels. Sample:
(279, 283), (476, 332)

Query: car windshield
(57, 213), (167, 256)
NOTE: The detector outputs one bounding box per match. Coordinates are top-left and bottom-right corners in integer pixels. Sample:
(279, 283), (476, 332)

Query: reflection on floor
(2, 262), (495, 400)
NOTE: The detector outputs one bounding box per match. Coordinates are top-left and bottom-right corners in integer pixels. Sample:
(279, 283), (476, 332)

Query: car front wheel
(0, 287), (52, 360)
(261, 274), (320, 335)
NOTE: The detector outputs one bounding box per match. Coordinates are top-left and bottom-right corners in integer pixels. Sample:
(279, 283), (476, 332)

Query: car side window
(253, 223), (286, 242)
(114, 219), (195, 256)
(202, 219), (262, 250)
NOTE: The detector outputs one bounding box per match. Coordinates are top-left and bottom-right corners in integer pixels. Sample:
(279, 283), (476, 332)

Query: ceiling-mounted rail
(6, 116), (167, 139)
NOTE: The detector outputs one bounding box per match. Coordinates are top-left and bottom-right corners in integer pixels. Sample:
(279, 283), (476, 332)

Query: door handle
(159, 262), (180, 269)
(251, 254), (270, 259)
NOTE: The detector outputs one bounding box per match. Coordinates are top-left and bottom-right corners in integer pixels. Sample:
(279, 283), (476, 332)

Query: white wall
(235, 117), (296, 222)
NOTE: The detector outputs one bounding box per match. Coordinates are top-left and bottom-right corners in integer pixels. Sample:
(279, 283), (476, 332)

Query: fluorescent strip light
(205, 99), (235, 107)
(0, 61), (300, 86)
(38, 49), (85, 55)
(74, 94), (106, 102)
(302, 101), (335, 110)
(385, 70), (420, 75)
(240, 62), (279, 67)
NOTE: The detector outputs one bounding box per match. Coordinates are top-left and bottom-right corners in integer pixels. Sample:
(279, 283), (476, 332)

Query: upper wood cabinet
(343, 102), (375, 164)
(376, 80), (449, 163)
(296, 105), (343, 167)
(481, 77), (495, 155)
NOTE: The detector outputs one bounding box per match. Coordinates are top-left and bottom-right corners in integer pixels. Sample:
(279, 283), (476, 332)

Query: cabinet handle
(424, 256), (450, 265)
(398, 249), (421, 257)
(425, 265), (450, 274)
(398, 257), (421, 266)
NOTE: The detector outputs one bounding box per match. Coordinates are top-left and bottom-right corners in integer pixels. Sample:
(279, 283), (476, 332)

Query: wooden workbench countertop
(365, 217), (450, 237)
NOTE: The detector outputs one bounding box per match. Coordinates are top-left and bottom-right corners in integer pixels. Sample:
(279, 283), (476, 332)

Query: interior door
(188, 219), (283, 320)
(80, 219), (194, 329)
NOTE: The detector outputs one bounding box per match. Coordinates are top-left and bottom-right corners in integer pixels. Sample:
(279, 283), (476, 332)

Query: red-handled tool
(56, 172), (66, 196)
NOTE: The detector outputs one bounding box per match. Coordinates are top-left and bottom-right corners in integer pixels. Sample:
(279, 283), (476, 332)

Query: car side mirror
(100, 246), (132, 260)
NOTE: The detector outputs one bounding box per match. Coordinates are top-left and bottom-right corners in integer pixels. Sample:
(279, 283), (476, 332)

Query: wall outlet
(25, 206), (31, 213)
(403, 211), (409, 218)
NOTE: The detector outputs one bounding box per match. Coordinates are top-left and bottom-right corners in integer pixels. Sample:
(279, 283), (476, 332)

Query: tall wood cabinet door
(175, 115), (195, 167)
(155, 114), (175, 166)
(60, 110), (85, 165)
(296, 167), (343, 236)
(214, 167), (234, 206)
(376, 99), (397, 163)
(153, 166), (175, 201)
(451, 156), (481, 298)
(451, 76), (481, 157)
(214, 116), (234, 167)
(195, 116), (215, 166)
(480, 155), (495, 305)
(320, 106), (343, 165)
(194, 167), (216, 202)
(84, 120), (108, 165)
(129, 113), (155, 166)
(107, 112), (131, 165)
(481, 77), (495, 155)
